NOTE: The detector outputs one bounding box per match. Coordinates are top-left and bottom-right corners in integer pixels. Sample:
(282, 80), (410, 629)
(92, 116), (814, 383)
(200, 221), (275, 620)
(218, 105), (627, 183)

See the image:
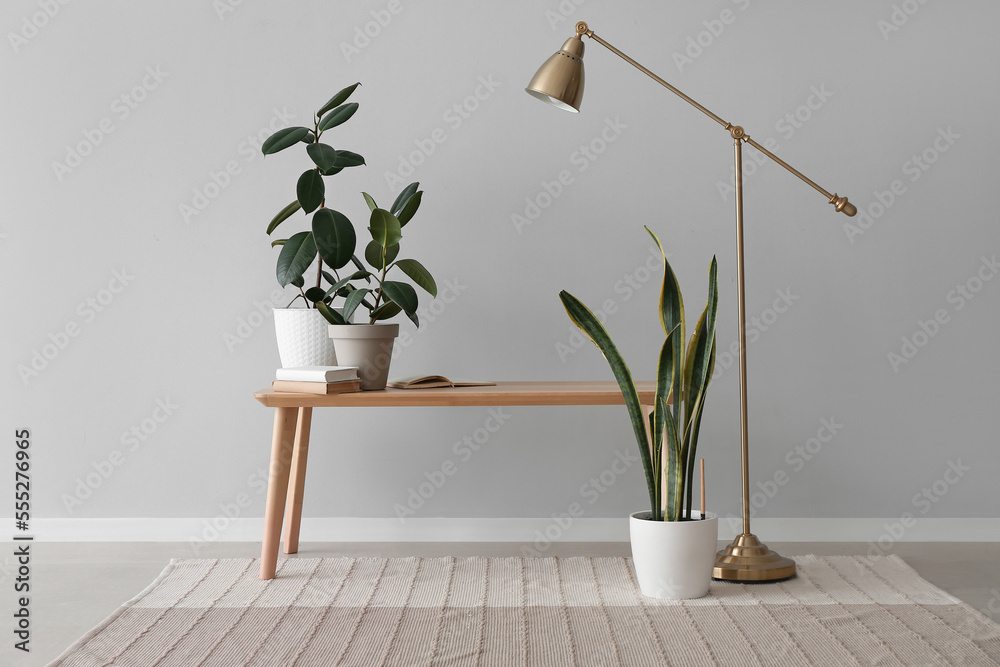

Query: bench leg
(260, 407), (298, 580)
(282, 407), (313, 554)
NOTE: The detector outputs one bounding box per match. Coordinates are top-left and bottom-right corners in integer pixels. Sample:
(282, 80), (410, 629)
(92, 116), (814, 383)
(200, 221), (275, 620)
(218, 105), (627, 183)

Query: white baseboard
(17, 517), (1000, 545)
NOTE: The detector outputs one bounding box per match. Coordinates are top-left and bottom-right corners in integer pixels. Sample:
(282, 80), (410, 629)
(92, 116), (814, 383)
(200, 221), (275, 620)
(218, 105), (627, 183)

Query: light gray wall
(3, 1), (997, 529)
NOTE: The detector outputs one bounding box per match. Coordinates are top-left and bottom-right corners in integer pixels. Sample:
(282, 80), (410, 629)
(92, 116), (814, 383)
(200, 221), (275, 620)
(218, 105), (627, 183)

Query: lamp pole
(528, 21), (857, 582)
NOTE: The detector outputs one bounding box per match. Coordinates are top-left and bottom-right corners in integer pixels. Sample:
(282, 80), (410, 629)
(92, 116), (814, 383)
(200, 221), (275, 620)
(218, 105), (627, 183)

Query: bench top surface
(254, 380), (658, 408)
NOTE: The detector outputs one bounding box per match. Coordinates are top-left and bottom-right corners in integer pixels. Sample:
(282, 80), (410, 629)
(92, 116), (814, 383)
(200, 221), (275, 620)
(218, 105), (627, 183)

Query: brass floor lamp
(526, 21), (857, 582)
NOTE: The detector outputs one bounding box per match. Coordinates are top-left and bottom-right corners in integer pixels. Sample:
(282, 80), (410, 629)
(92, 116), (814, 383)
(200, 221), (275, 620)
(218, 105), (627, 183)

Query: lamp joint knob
(575, 21), (593, 37)
(728, 125), (747, 140)
(830, 194), (857, 217)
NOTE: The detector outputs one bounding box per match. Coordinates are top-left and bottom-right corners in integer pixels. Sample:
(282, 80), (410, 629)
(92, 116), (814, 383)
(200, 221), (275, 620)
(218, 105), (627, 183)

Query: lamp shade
(525, 36), (585, 112)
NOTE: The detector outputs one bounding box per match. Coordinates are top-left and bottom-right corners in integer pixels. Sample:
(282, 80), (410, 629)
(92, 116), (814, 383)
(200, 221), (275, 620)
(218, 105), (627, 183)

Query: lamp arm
(576, 22), (856, 217)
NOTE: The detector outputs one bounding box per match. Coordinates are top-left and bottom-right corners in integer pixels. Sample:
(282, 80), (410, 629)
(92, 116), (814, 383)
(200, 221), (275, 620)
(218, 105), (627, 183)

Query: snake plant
(560, 227), (718, 521)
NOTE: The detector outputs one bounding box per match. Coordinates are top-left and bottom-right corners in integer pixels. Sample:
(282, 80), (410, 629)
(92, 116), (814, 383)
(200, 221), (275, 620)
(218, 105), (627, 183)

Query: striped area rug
(52, 555), (1000, 666)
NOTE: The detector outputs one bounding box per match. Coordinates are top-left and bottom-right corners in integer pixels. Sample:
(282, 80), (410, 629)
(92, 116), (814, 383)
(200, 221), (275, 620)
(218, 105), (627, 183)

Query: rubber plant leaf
(315, 301), (346, 325)
(267, 200), (301, 235)
(392, 259), (437, 297)
(318, 103), (359, 132)
(296, 169), (325, 214)
(312, 208), (356, 270)
(275, 231), (316, 287)
(396, 191), (422, 227)
(317, 82), (360, 118)
(390, 182), (419, 217)
(262, 127), (310, 155)
(369, 209), (402, 248)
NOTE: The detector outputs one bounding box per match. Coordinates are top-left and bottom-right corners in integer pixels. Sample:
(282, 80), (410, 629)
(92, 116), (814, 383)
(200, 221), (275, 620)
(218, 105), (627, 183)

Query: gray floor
(7, 541), (999, 667)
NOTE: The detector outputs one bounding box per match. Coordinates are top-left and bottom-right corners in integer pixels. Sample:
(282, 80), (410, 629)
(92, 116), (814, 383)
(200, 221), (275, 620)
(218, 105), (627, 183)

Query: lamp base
(713, 533), (796, 582)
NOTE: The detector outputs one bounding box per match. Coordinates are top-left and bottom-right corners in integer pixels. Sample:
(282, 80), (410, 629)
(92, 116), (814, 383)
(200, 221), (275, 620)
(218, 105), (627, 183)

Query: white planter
(629, 510), (718, 599)
(328, 323), (399, 390)
(273, 308), (338, 368)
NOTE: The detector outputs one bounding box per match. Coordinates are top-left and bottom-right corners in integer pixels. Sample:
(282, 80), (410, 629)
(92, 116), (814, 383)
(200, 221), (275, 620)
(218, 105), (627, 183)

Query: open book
(387, 375), (496, 390)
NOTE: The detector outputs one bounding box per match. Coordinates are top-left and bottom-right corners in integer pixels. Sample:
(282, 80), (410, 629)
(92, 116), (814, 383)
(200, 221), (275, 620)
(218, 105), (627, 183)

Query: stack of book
(272, 366), (361, 394)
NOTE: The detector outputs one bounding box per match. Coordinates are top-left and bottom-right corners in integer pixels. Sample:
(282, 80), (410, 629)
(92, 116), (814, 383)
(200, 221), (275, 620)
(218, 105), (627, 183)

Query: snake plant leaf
(371, 301), (402, 322)
(649, 404), (662, 520)
(396, 191), (422, 227)
(392, 259), (437, 297)
(317, 82), (360, 118)
(646, 226), (685, 427)
(276, 231), (316, 287)
(319, 103), (359, 132)
(271, 239), (286, 247)
(342, 287), (370, 323)
(266, 200), (301, 235)
(312, 208), (356, 270)
(304, 287), (327, 303)
(362, 192), (378, 212)
(296, 170), (325, 214)
(369, 209), (402, 248)
(391, 182), (419, 217)
(559, 290), (657, 516)
(261, 126), (310, 155)
(662, 399), (683, 522)
(306, 143), (338, 173)
(682, 341), (716, 518)
(683, 257), (719, 439)
(381, 280), (418, 318)
(653, 334), (672, 455)
(315, 300), (346, 325)
(331, 150), (365, 168)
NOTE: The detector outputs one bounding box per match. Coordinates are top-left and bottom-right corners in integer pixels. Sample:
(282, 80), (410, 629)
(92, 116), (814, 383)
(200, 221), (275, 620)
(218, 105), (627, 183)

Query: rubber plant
(314, 182), (437, 327)
(262, 82), (436, 325)
(559, 226), (718, 521)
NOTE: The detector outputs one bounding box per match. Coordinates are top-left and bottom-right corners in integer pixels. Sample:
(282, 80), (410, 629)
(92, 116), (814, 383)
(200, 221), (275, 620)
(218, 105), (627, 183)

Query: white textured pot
(629, 510), (718, 599)
(328, 323), (399, 390)
(273, 308), (338, 368)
